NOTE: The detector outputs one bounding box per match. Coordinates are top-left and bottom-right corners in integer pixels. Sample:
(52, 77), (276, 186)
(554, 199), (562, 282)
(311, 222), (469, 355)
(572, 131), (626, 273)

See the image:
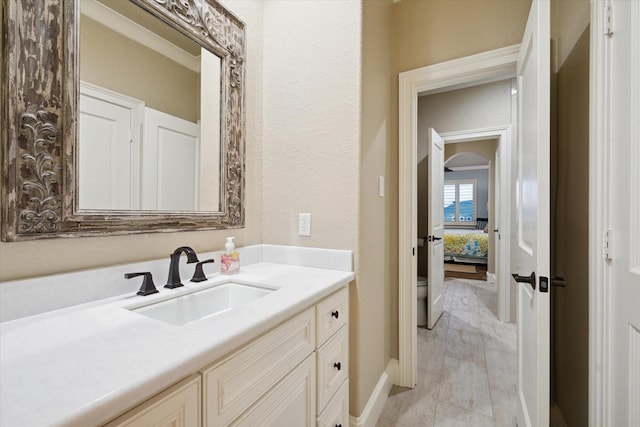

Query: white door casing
(439, 127), (513, 324)
(427, 128), (445, 329)
(515, 0), (551, 425)
(604, 1), (640, 425)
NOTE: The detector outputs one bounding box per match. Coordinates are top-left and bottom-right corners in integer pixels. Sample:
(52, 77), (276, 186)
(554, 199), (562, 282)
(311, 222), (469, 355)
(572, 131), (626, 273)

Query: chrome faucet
(165, 246), (199, 289)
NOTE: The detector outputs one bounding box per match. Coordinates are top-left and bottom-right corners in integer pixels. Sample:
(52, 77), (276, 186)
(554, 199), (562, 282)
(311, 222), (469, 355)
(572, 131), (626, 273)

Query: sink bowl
(131, 282), (274, 326)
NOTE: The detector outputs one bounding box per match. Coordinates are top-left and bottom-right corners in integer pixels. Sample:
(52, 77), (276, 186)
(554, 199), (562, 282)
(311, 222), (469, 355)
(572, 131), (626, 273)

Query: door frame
(589, 0), (614, 425)
(440, 126), (512, 321)
(398, 45), (519, 387)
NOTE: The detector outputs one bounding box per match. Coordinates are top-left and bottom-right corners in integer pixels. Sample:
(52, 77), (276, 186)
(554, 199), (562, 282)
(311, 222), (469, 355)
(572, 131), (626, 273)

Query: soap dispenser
(220, 237), (240, 274)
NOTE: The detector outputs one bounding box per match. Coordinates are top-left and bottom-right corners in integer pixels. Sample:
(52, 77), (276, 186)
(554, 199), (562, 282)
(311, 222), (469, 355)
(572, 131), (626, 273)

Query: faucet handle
(191, 259), (215, 282)
(125, 272), (159, 296)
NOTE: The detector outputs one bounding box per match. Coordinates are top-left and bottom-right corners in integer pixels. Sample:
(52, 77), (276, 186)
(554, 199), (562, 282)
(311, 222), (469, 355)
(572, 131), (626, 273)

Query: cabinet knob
(331, 310), (339, 319)
(335, 424), (342, 427)
(334, 362), (341, 371)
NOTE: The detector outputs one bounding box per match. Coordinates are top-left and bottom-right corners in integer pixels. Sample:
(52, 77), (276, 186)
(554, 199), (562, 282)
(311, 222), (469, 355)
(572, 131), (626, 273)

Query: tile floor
(376, 277), (518, 427)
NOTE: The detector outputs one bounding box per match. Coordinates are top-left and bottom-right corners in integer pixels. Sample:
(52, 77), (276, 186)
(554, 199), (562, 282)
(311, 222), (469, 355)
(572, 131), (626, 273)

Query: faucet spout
(165, 246), (199, 289)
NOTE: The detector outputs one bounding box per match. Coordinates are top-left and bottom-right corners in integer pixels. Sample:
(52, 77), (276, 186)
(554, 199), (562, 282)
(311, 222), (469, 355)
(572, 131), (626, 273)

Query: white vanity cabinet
(203, 286), (349, 427)
(103, 286), (349, 427)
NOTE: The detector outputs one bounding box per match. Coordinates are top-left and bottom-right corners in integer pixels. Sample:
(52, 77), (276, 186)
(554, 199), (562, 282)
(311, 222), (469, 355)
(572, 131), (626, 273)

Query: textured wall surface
(261, 0), (361, 252)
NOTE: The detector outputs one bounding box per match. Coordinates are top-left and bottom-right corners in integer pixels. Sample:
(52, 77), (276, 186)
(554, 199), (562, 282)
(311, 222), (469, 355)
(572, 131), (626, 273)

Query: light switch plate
(299, 213), (311, 236)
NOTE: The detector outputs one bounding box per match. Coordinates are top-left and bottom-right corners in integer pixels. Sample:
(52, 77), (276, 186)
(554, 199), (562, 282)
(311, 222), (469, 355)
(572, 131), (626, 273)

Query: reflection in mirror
(79, 0), (221, 212)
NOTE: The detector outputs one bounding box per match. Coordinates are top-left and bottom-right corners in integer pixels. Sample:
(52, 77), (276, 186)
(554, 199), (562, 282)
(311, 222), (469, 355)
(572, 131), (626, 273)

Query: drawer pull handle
(331, 310), (339, 319)
(335, 424), (342, 427)
(334, 362), (341, 370)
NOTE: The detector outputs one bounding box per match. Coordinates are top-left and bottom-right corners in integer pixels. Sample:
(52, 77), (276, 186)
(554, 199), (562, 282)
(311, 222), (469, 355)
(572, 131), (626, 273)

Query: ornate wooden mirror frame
(1, 0), (245, 241)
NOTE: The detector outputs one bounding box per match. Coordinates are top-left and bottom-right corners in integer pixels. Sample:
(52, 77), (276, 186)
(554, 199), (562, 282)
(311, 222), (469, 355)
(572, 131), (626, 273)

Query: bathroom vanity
(0, 246), (353, 426)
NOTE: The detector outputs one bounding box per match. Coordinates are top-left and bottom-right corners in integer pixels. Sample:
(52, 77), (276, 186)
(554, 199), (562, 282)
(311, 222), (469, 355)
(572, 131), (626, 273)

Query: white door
(514, 1), (551, 426)
(141, 108), (201, 211)
(608, 0), (640, 424)
(79, 93), (137, 210)
(427, 128), (445, 329)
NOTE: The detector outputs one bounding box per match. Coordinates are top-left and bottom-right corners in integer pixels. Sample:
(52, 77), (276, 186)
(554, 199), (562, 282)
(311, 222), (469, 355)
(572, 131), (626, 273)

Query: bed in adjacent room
(443, 228), (489, 265)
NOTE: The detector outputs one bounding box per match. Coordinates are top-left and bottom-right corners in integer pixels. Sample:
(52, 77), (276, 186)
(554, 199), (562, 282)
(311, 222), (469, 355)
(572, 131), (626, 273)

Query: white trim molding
(589, 1), (611, 426)
(398, 45), (518, 387)
(349, 359), (397, 427)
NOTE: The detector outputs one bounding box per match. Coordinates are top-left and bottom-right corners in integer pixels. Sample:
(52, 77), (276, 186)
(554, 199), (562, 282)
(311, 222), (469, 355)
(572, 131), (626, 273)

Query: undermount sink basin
(131, 282), (274, 326)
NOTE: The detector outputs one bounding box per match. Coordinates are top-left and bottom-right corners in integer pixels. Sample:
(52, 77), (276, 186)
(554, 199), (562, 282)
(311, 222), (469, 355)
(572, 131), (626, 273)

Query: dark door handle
(551, 276), (567, 287)
(427, 235), (442, 242)
(493, 229), (499, 232)
(512, 272), (536, 290)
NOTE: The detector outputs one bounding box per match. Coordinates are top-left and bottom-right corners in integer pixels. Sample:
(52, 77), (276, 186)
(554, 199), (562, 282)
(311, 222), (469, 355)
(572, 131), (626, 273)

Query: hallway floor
(376, 277), (518, 427)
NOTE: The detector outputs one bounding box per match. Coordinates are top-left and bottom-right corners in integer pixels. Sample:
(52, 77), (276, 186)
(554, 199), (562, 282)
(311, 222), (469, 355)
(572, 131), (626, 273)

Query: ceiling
(445, 151), (489, 169)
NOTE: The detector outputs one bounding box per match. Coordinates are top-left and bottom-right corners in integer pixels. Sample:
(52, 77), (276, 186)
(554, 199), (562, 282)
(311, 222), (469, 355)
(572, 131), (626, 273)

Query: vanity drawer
(316, 288), (348, 345)
(202, 307), (315, 427)
(317, 380), (349, 427)
(316, 326), (348, 411)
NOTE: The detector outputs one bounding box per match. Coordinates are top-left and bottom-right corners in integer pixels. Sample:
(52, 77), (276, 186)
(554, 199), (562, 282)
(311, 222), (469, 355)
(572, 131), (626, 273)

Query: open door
(514, 0), (551, 425)
(427, 128), (445, 329)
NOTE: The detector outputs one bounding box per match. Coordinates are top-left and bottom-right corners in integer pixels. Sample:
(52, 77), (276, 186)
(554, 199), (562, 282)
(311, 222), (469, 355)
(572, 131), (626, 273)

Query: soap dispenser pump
(225, 237), (235, 254)
(221, 237), (240, 274)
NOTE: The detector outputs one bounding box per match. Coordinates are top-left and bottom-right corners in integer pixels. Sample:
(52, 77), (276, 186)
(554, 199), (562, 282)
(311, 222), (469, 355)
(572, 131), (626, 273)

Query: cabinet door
(230, 355), (316, 427)
(104, 375), (200, 427)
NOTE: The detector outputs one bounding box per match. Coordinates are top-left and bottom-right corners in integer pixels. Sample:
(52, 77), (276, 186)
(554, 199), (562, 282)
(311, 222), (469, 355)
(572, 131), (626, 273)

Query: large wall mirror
(1, 0), (245, 241)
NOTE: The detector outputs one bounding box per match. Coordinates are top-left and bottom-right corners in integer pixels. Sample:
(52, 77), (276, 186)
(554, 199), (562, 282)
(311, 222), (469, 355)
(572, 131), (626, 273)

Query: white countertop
(0, 262), (354, 427)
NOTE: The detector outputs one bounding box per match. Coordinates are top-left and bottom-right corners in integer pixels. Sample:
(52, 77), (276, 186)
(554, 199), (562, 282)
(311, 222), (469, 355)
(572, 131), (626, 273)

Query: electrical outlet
(299, 213), (311, 236)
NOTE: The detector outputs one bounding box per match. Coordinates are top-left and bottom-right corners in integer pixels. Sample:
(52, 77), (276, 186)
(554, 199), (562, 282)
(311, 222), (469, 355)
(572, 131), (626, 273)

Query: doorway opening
(398, 45), (518, 388)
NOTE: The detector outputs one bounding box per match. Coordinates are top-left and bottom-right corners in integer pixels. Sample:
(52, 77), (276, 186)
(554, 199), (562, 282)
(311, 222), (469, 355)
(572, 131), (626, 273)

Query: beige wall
(551, 5), (590, 426)
(0, 0), (264, 281)
(389, 0), (531, 360)
(261, 1), (360, 252)
(357, 0), (394, 416)
(393, 0), (532, 73)
(260, 0), (364, 414)
(80, 16), (200, 123)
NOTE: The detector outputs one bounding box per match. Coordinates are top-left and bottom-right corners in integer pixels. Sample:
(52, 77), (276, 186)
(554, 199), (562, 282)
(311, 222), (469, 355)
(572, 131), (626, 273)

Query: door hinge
(603, 229), (612, 260)
(604, 1), (613, 36)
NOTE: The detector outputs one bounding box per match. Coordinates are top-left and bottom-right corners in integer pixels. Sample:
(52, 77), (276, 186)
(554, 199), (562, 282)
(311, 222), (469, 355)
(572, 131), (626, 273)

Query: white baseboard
(486, 272), (496, 283)
(349, 359), (398, 427)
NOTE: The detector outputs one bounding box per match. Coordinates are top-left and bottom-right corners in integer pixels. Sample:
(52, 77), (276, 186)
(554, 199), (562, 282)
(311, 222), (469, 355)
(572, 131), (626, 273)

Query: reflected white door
(427, 128), (445, 329)
(608, 0), (640, 424)
(514, 0), (551, 426)
(79, 94), (136, 210)
(141, 108), (201, 211)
